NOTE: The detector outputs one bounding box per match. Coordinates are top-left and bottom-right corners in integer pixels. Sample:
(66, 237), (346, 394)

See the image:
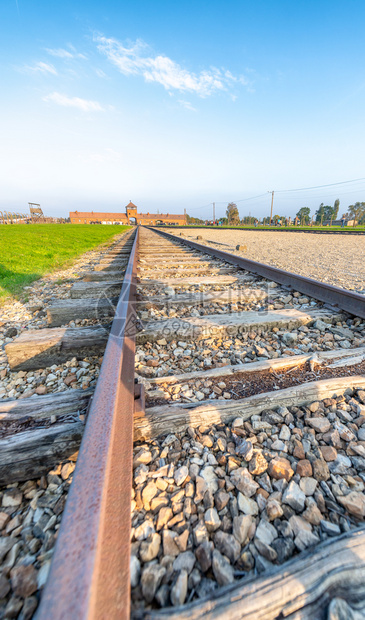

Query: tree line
(186, 200), (365, 226)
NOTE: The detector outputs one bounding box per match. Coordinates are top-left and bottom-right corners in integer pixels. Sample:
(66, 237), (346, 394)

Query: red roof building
(69, 202), (186, 225)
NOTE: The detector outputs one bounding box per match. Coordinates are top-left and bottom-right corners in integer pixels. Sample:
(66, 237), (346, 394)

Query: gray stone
(235, 438), (253, 460)
(255, 520), (277, 545)
(266, 498), (283, 521)
(320, 520), (341, 536)
(18, 595), (38, 620)
(294, 530), (320, 551)
(212, 549), (235, 586)
(0, 536), (16, 562)
(307, 418), (331, 433)
(231, 468), (259, 497)
(299, 477), (318, 496)
(131, 555), (141, 588)
(254, 539), (278, 562)
(170, 570), (188, 606)
(350, 456), (365, 472)
(10, 565), (38, 598)
(214, 530), (241, 564)
(282, 332), (298, 345)
(237, 493), (258, 515)
(271, 537), (295, 563)
(134, 519), (155, 541)
(2, 488), (23, 508)
(155, 584), (170, 607)
(193, 520), (209, 546)
(141, 563), (166, 603)
(4, 598), (23, 618)
(0, 574), (10, 598)
(195, 541), (213, 572)
(174, 465), (189, 486)
(283, 481), (306, 512)
(37, 561), (51, 589)
(204, 508), (221, 532)
(358, 428), (365, 441)
(271, 439), (287, 452)
(214, 490), (230, 511)
(289, 515), (312, 536)
(233, 514), (253, 544)
(173, 551), (196, 574)
(313, 320), (327, 332)
(200, 466), (219, 494)
(279, 425), (291, 441)
(329, 455), (352, 475)
(188, 568), (202, 590)
(162, 530), (180, 556)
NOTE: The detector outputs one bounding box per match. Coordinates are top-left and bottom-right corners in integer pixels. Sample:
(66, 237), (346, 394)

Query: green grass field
(0, 224), (130, 304)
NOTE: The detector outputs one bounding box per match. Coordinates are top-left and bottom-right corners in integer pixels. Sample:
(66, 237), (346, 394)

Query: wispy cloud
(23, 61), (58, 75)
(46, 47), (87, 60)
(95, 68), (107, 78)
(178, 100), (197, 112)
(95, 36), (247, 97)
(43, 92), (104, 112)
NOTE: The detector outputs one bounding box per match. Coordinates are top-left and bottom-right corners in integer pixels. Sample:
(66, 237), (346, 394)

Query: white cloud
(46, 48), (87, 60)
(24, 62), (58, 75)
(46, 48), (73, 59)
(43, 92), (104, 112)
(178, 100), (197, 112)
(95, 36), (246, 97)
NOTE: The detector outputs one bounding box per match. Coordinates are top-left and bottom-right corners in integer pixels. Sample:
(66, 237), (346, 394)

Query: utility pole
(268, 191), (274, 225)
(213, 202), (215, 224)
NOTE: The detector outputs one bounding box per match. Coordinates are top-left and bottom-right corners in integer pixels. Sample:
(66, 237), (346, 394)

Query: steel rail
(149, 228), (365, 319)
(37, 227), (139, 620)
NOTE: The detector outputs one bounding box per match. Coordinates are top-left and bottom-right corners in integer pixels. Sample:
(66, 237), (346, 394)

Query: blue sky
(1, 0), (365, 220)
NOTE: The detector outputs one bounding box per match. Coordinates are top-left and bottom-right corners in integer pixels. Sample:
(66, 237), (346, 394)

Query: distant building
(69, 202), (186, 225)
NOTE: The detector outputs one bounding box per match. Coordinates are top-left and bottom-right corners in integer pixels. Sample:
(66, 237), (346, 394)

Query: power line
(187, 202), (212, 212)
(186, 176), (365, 216)
(276, 176), (365, 194)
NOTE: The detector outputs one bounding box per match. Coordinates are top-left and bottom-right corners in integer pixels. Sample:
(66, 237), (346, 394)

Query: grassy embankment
(0, 224), (130, 304)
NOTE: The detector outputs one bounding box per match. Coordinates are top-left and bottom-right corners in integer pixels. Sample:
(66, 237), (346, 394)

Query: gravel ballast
(131, 388), (365, 611)
(163, 229), (365, 293)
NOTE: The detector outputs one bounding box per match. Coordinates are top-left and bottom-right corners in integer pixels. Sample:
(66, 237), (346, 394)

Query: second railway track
(1, 225), (365, 619)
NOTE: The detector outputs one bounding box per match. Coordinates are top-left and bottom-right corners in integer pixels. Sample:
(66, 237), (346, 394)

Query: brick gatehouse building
(69, 202), (186, 225)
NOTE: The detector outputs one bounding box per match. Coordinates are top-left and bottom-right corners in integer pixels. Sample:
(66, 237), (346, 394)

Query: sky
(1, 0), (365, 220)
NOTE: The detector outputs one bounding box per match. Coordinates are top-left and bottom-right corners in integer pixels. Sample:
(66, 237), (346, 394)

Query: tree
(315, 200), (340, 224)
(348, 202), (365, 226)
(226, 202), (240, 225)
(333, 199), (340, 219)
(186, 214), (204, 225)
(296, 207), (310, 224)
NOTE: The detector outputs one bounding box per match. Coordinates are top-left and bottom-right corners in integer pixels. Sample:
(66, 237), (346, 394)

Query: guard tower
(125, 201), (138, 224)
(29, 203), (44, 221)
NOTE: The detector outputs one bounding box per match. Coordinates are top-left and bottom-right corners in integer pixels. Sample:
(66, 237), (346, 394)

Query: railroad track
(1, 226), (365, 619)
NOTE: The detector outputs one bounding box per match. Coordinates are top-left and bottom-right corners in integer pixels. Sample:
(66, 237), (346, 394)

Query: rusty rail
(37, 228), (139, 620)
(150, 228), (365, 319)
